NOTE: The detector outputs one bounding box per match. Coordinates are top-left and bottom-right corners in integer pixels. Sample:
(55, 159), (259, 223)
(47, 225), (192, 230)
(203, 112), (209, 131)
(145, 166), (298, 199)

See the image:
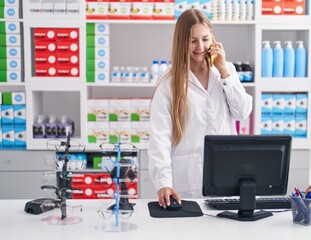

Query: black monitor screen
(202, 135), (292, 221)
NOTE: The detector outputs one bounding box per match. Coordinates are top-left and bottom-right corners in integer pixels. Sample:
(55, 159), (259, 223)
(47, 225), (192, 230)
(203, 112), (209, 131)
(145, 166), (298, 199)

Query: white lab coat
(148, 62), (253, 198)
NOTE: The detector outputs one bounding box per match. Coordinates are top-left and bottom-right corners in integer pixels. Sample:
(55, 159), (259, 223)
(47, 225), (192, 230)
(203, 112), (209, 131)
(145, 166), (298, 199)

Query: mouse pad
(148, 200), (203, 218)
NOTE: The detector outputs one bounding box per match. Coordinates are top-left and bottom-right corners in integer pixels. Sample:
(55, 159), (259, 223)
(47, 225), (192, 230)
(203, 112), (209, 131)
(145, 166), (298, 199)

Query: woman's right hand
(157, 187), (181, 208)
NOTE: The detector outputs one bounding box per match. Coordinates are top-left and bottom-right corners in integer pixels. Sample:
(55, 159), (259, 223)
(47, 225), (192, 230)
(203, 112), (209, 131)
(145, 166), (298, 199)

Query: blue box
(261, 94), (273, 116)
(296, 93), (308, 116)
(283, 116), (295, 136)
(13, 104), (26, 126)
(272, 94), (284, 116)
(261, 116), (272, 134)
(2, 125), (14, 149)
(14, 125), (26, 149)
(284, 94), (296, 116)
(272, 116), (284, 134)
(295, 116), (307, 138)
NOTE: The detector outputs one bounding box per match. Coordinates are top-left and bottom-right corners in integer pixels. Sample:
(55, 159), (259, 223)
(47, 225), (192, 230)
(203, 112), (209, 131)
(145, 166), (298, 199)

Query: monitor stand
(217, 179), (273, 221)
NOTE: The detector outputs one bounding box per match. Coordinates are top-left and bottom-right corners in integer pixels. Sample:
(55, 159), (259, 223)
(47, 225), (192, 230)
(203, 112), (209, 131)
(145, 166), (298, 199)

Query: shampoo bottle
(283, 41), (295, 77)
(272, 41), (284, 77)
(295, 41), (307, 77)
(262, 41), (273, 77)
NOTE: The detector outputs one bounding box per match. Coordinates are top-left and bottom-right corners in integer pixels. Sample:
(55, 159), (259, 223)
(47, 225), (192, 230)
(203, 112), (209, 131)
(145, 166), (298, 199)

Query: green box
(2, 92), (12, 104)
(0, 7), (4, 18)
(86, 59), (95, 71)
(86, 35), (95, 47)
(86, 47), (95, 59)
(0, 70), (7, 82)
(0, 59), (7, 70)
(86, 71), (95, 83)
(0, 46), (6, 58)
(86, 23), (95, 36)
(0, 21), (5, 33)
(93, 156), (102, 169)
(0, 33), (6, 46)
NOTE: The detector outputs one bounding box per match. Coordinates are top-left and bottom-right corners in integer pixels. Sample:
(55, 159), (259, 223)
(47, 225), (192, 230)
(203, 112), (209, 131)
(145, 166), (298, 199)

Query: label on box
(261, 116), (272, 134)
(261, 93), (273, 116)
(86, 2), (109, 19)
(13, 104), (26, 125)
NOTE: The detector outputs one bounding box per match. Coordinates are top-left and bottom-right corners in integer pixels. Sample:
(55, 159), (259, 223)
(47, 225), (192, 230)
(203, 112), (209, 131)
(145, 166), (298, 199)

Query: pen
(297, 188), (304, 198)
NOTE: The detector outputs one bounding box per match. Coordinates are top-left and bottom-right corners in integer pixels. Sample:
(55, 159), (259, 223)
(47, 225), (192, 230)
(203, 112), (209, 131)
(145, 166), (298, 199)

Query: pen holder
(290, 195), (311, 225)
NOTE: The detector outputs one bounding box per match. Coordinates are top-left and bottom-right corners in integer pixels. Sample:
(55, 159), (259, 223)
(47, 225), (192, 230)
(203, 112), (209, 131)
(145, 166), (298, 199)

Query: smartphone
(209, 36), (216, 67)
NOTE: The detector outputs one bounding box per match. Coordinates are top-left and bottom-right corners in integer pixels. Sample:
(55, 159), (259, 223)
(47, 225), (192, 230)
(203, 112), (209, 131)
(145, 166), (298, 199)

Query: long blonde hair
(171, 9), (213, 146)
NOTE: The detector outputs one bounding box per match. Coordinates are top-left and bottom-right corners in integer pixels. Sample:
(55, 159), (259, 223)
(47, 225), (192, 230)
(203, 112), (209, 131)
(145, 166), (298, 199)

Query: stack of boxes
(0, 21), (22, 83)
(0, 91), (26, 149)
(28, 0), (80, 14)
(262, 0), (307, 15)
(0, 0), (20, 19)
(33, 28), (80, 77)
(261, 93), (308, 137)
(85, 0), (175, 20)
(87, 98), (151, 145)
(86, 23), (110, 83)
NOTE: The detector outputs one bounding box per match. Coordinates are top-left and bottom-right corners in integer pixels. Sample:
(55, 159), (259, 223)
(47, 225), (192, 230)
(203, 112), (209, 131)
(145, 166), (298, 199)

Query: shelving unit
(0, 1), (311, 198)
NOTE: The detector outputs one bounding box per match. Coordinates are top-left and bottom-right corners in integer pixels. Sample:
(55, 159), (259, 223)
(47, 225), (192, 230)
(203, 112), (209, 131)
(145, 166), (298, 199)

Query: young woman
(148, 9), (253, 208)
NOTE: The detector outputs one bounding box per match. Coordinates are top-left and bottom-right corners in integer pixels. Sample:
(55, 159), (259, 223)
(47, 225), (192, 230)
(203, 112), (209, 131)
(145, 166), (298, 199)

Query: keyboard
(205, 196), (291, 210)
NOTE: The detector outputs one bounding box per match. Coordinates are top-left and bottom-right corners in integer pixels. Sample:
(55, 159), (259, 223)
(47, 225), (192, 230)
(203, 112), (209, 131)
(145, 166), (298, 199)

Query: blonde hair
(171, 9), (213, 146)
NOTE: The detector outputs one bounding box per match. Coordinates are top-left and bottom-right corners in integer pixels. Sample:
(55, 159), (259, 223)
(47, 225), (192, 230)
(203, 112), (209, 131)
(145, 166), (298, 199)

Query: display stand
(96, 141), (138, 232)
(42, 132), (83, 225)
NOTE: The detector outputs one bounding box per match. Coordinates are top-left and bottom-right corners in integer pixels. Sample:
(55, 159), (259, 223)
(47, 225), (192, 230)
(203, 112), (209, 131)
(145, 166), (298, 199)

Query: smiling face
(190, 24), (212, 64)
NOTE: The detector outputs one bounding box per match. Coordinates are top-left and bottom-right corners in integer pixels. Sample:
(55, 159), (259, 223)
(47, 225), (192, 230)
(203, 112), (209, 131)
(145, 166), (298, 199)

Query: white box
(29, 0), (41, 13)
(3, 7), (19, 18)
(131, 121), (150, 144)
(95, 23), (109, 35)
(7, 70), (21, 83)
(66, 0), (79, 14)
(41, 0), (54, 14)
(7, 59), (21, 70)
(87, 122), (109, 144)
(5, 33), (21, 47)
(95, 35), (109, 47)
(94, 71), (109, 83)
(109, 121), (131, 144)
(6, 46), (21, 58)
(131, 99), (151, 121)
(4, 22), (20, 34)
(109, 99), (131, 121)
(87, 99), (109, 122)
(54, 0), (66, 14)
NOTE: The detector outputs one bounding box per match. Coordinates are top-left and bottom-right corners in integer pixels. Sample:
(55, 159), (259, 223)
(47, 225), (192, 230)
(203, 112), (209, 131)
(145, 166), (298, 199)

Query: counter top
(0, 199), (309, 240)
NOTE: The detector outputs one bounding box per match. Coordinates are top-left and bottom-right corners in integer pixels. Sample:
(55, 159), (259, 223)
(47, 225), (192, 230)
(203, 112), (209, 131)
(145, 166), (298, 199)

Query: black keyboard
(205, 197), (291, 210)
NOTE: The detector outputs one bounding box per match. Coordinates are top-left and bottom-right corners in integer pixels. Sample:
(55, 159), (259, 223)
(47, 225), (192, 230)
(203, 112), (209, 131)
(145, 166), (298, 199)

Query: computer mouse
(166, 196), (182, 211)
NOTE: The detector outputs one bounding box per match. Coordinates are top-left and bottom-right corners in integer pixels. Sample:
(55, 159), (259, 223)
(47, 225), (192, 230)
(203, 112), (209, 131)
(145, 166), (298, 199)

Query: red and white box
(152, 0), (175, 20)
(262, 0), (283, 15)
(86, 0), (109, 19)
(57, 41), (79, 53)
(56, 28), (79, 41)
(33, 28), (57, 41)
(108, 0), (131, 19)
(34, 41), (57, 52)
(130, 0), (153, 20)
(283, 0), (306, 15)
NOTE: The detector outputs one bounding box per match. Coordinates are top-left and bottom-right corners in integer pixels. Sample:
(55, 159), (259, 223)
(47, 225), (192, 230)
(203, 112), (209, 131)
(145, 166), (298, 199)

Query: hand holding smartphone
(209, 35), (217, 67)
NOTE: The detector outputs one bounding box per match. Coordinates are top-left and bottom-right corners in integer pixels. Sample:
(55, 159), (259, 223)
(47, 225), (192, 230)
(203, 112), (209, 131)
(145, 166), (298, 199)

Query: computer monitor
(203, 135), (292, 221)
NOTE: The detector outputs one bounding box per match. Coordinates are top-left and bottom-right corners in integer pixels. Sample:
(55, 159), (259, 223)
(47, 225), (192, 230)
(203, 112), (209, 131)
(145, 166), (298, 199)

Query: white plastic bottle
(119, 66), (125, 82)
(232, 0), (239, 20)
(239, 0), (246, 20)
(111, 66), (121, 82)
(225, 0), (233, 20)
(132, 66), (140, 82)
(295, 41), (307, 77)
(124, 66), (133, 82)
(211, 0), (218, 21)
(140, 66), (150, 83)
(150, 60), (159, 82)
(262, 41), (273, 77)
(159, 60), (168, 76)
(272, 41), (284, 77)
(246, 0), (254, 20)
(218, 0), (225, 20)
(283, 41), (295, 78)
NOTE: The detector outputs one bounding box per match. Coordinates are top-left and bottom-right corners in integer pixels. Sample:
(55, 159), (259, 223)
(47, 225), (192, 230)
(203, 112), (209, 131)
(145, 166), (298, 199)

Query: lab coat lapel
(188, 68), (219, 95)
